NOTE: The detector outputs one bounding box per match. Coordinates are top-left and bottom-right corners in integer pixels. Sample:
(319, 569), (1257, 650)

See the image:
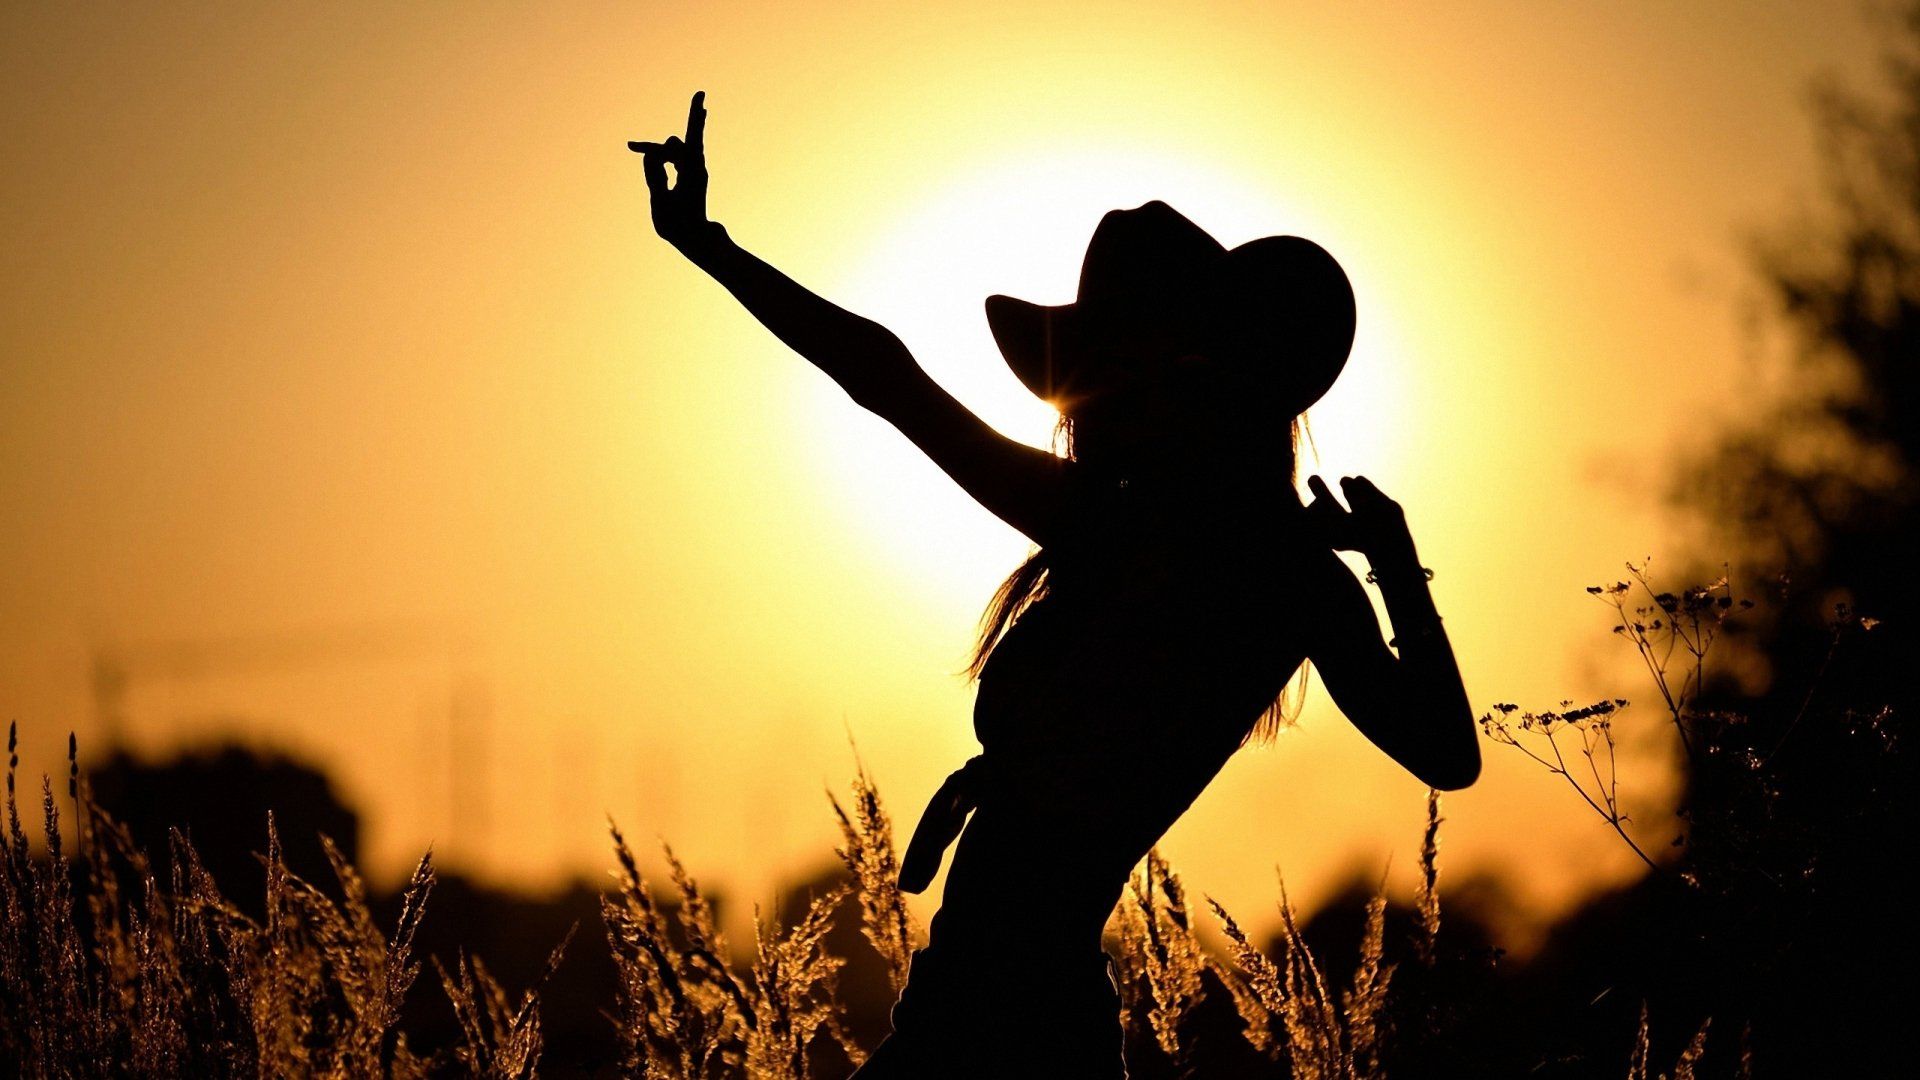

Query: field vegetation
(6, 560), (1880, 1080)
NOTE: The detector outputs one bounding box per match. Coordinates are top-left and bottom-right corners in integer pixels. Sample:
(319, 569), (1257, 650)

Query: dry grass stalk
(600, 817), (855, 1079)
(1110, 849), (1207, 1063)
(0, 727), (548, 1079)
(1416, 790), (1442, 967)
(602, 819), (745, 1077)
(1341, 891), (1392, 1078)
(826, 759), (919, 996)
(743, 886), (853, 1079)
(1274, 876), (1346, 1079)
(1206, 862), (1401, 1078)
(1627, 1002), (1651, 1080)
(1207, 898), (1285, 1056)
(1480, 697), (1655, 869)
(1668, 1017), (1711, 1080)
(1481, 566), (1770, 875)
(4, 727), (1759, 1077)
(436, 926), (572, 1080)
(1626, 1004), (1716, 1080)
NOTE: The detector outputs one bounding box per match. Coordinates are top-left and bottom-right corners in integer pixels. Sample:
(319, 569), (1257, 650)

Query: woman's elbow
(1419, 746), (1481, 791)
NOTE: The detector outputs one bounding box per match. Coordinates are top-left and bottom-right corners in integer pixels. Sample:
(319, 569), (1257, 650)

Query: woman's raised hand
(628, 91), (713, 251)
(1305, 475), (1416, 562)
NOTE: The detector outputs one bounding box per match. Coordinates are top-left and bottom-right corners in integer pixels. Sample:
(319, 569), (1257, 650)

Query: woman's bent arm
(1309, 553), (1480, 789)
(1303, 476), (1480, 790)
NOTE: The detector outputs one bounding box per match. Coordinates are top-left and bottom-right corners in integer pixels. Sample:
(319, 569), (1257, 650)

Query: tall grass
(825, 758), (916, 998)
(1, 722), (443, 1077)
(3, 728), (1729, 1077)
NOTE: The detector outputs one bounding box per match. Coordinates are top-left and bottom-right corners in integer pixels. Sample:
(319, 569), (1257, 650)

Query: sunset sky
(0, 2), (1887, 948)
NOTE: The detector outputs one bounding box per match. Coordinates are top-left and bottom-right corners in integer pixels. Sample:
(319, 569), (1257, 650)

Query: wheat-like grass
(743, 886), (853, 1079)
(1208, 896), (1286, 1055)
(1206, 831), (1417, 1080)
(602, 818), (743, 1077)
(1110, 849), (1207, 1064)
(1670, 1017), (1711, 1080)
(1275, 873), (1349, 1079)
(1628, 1002), (1651, 1080)
(2, 728), (1758, 1077)
(1416, 789), (1442, 967)
(436, 926), (571, 1080)
(826, 757), (919, 997)
(0, 728), (589, 1079)
(1341, 892), (1392, 1080)
(600, 815), (857, 1079)
(1626, 1003), (1717, 1080)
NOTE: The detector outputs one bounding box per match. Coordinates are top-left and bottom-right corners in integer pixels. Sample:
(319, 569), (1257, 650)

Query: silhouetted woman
(631, 92), (1479, 1079)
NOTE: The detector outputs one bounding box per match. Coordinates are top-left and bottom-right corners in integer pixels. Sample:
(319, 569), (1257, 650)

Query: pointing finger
(687, 90), (706, 150)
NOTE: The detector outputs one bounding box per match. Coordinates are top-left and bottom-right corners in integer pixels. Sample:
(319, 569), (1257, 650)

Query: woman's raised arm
(630, 93), (1068, 544)
(1301, 475), (1480, 790)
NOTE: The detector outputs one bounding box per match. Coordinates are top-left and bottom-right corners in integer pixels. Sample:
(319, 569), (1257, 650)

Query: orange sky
(0, 2), (1886, 949)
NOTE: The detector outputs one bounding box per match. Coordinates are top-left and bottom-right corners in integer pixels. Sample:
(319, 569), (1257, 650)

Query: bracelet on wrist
(1366, 565), (1434, 586)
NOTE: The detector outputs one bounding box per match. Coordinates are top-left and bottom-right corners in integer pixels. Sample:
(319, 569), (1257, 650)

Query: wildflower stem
(1545, 726), (1661, 872)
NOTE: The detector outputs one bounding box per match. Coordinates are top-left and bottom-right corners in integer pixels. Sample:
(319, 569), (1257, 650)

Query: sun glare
(795, 144), (1412, 616)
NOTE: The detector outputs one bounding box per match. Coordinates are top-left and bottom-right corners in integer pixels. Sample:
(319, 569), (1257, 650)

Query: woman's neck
(1084, 431), (1293, 486)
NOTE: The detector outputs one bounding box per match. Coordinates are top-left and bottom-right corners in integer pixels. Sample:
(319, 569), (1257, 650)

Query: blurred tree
(1670, 0), (1918, 904)
(1683, 4), (1920, 682)
(1463, 10), (1920, 1077)
(1646, 4), (1920, 1073)
(86, 737), (360, 919)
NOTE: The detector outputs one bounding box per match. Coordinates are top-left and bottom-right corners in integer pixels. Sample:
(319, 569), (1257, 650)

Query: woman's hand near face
(1304, 475), (1416, 563)
(1302, 477), (1479, 790)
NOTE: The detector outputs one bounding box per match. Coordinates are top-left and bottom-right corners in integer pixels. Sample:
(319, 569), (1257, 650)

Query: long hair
(966, 410), (1313, 747)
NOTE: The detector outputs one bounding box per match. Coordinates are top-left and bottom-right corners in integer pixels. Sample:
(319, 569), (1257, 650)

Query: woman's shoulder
(1038, 458), (1121, 549)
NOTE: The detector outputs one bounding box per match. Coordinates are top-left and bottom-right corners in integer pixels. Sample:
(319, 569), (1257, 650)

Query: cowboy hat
(984, 201), (1355, 416)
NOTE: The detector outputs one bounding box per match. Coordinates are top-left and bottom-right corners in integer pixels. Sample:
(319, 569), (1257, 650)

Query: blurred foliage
(1478, 6), (1920, 1074)
(1680, 3), (1920, 679)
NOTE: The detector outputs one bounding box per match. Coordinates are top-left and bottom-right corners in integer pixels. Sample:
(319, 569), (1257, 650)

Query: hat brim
(985, 294), (1085, 404)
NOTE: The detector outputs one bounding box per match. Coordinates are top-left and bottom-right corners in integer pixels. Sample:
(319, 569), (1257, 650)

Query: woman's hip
(850, 943), (1127, 1079)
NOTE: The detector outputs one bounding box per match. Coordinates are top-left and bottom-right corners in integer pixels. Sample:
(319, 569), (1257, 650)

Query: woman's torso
(972, 458), (1315, 761)
(932, 458), (1324, 957)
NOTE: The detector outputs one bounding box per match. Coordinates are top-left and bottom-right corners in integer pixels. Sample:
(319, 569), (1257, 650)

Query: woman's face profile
(1067, 335), (1242, 461)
